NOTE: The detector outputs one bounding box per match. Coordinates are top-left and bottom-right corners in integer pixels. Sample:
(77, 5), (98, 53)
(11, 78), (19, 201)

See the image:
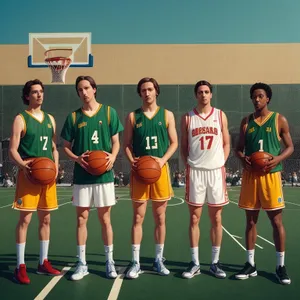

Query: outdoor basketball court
(0, 186), (299, 299)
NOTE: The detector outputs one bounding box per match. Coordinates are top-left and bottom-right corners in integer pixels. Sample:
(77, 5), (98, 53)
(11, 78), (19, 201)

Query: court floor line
(34, 265), (74, 300)
(285, 201), (300, 207)
(222, 226), (246, 251)
(107, 266), (127, 300)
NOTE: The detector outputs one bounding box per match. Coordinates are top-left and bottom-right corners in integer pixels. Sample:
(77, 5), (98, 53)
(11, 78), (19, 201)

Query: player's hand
(151, 156), (165, 168)
(264, 155), (278, 172)
(20, 159), (33, 181)
(131, 157), (140, 171)
(242, 156), (252, 171)
(76, 150), (90, 170)
(103, 151), (116, 171)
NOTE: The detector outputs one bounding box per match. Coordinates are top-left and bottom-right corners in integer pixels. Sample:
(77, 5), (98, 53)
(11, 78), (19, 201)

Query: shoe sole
(209, 269), (226, 279)
(106, 272), (118, 279)
(153, 268), (170, 276)
(70, 271), (89, 281)
(126, 270), (142, 279)
(182, 270), (201, 279)
(36, 271), (61, 276)
(276, 274), (291, 285)
(13, 276), (30, 285)
(235, 271), (257, 280)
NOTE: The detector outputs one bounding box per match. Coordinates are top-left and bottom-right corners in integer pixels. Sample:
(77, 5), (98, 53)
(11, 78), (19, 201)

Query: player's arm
(49, 114), (59, 177)
(180, 113), (188, 165)
(221, 111), (230, 162)
(62, 140), (89, 170)
(266, 114), (294, 170)
(105, 133), (120, 171)
(160, 110), (178, 167)
(123, 112), (136, 164)
(235, 116), (251, 169)
(9, 115), (31, 170)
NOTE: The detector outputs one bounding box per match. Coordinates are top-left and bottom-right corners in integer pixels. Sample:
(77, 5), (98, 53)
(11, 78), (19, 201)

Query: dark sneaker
(14, 264), (30, 284)
(37, 259), (61, 276)
(210, 261), (226, 278)
(182, 261), (201, 279)
(276, 265), (291, 285)
(235, 262), (257, 280)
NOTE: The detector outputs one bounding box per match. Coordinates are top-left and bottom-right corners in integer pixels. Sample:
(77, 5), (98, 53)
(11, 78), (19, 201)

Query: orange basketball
(135, 156), (161, 184)
(250, 151), (273, 173)
(29, 157), (56, 185)
(86, 150), (108, 176)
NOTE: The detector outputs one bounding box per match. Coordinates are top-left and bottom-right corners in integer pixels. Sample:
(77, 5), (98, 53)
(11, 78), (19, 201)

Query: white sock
(39, 240), (49, 265)
(155, 244), (164, 262)
(276, 251), (285, 267)
(247, 249), (255, 267)
(16, 243), (26, 268)
(191, 247), (199, 266)
(104, 244), (113, 262)
(212, 246), (220, 264)
(132, 244), (140, 264)
(77, 245), (86, 265)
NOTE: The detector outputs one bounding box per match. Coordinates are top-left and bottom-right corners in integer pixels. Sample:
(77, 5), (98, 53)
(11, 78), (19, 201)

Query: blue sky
(1, 0), (300, 44)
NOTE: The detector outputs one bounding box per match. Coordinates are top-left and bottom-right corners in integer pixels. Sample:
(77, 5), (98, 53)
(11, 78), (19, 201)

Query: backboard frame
(28, 32), (93, 68)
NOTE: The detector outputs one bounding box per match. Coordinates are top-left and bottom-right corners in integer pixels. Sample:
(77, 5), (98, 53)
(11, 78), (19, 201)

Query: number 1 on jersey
(258, 139), (264, 152)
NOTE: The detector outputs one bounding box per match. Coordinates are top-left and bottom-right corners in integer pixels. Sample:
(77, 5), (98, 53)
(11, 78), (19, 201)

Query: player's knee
(190, 214), (200, 226)
(133, 213), (145, 226)
(154, 213), (165, 226)
(41, 215), (51, 227)
(77, 215), (88, 227)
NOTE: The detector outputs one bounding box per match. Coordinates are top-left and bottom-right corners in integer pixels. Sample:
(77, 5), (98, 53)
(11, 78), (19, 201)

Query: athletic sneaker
(235, 262), (257, 280)
(37, 259), (61, 276)
(14, 264), (30, 284)
(210, 261), (226, 278)
(126, 261), (142, 279)
(182, 261), (201, 279)
(276, 265), (291, 285)
(70, 262), (89, 281)
(153, 258), (170, 276)
(106, 260), (117, 279)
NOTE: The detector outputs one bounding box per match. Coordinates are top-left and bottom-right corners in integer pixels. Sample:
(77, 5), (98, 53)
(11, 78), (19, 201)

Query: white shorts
(72, 182), (116, 208)
(185, 166), (229, 207)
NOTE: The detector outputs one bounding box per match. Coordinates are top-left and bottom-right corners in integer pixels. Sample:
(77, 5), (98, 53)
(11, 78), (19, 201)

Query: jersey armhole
(219, 110), (223, 131)
(19, 113), (26, 138)
(165, 109), (169, 128)
(131, 112), (136, 128)
(107, 106), (111, 126)
(72, 112), (76, 126)
(275, 113), (281, 141)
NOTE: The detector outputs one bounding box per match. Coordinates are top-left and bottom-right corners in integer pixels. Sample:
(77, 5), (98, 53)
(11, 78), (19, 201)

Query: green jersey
(132, 107), (169, 158)
(245, 112), (282, 173)
(18, 111), (54, 160)
(61, 104), (123, 184)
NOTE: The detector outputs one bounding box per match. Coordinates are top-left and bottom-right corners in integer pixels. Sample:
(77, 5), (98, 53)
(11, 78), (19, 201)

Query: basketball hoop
(45, 49), (72, 83)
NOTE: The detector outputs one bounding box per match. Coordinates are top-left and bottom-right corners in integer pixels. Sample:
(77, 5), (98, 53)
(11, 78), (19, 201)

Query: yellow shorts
(130, 164), (174, 201)
(239, 170), (284, 211)
(12, 169), (58, 211)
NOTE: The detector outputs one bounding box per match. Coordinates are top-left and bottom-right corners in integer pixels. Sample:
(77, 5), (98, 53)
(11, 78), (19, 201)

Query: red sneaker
(14, 264), (30, 284)
(37, 259), (61, 276)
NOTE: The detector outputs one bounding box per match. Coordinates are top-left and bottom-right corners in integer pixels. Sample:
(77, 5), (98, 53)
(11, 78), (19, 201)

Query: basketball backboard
(28, 32), (93, 68)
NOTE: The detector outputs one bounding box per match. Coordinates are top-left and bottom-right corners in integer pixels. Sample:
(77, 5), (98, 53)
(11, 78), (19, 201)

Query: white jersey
(187, 107), (224, 169)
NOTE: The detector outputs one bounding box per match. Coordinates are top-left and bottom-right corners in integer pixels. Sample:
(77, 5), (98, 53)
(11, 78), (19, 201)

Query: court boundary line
(107, 266), (127, 300)
(222, 226), (246, 251)
(34, 264), (74, 300)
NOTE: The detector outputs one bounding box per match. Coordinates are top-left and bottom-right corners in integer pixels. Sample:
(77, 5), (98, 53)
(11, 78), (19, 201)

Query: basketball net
(45, 49), (72, 84)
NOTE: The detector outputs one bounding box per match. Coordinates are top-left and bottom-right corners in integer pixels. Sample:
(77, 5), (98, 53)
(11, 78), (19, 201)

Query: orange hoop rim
(45, 56), (72, 63)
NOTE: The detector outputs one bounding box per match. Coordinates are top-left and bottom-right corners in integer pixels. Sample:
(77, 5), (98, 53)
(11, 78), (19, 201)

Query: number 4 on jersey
(91, 130), (99, 144)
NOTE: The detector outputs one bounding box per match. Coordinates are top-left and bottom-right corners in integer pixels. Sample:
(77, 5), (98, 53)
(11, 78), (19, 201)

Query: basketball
(135, 156), (161, 184)
(250, 151), (273, 172)
(29, 157), (56, 185)
(86, 150), (108, 176)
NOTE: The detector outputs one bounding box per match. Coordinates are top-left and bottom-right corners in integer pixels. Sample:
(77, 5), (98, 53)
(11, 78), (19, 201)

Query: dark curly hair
(250, 82), (272, 103)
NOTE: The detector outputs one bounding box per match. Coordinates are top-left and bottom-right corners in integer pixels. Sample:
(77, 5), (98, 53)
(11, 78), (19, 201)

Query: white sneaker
(71, 262), (89, 281)
(106, 260), (117, 279)
(126, 261), (142, 279)
(153, 258), (170, 276)
(182, 261), (201, 279)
